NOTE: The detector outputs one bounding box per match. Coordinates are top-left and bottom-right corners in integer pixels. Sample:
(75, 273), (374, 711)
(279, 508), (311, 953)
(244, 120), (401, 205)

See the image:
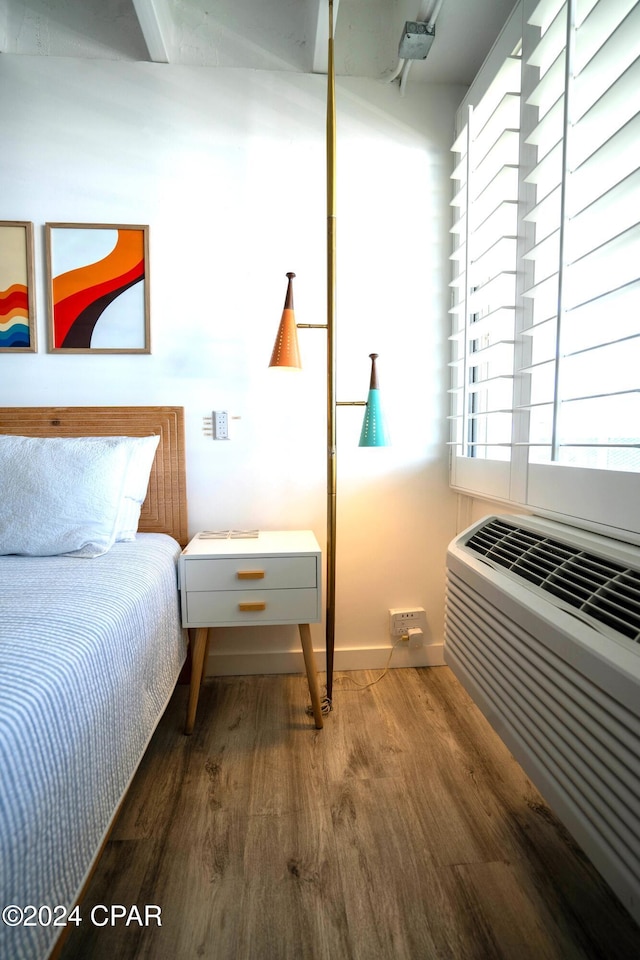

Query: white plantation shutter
(449, 14), (522, 499)
(449, 119), (469, 460)
(522, 0), (640, 472)
(520, 0), (568, 463)
(449, 0), (640, 538)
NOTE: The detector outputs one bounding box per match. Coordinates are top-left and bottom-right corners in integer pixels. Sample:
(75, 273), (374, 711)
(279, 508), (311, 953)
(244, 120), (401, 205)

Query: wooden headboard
(0, 406), (188, 547)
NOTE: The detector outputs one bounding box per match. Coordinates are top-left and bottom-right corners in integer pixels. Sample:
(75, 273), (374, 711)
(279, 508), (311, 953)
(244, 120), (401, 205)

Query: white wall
(0, 53), (464, 675)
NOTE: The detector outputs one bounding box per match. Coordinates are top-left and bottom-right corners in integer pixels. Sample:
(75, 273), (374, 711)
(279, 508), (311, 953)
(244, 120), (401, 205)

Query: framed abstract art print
(0, 221), (37, 352)
(45, 223), (150, 353)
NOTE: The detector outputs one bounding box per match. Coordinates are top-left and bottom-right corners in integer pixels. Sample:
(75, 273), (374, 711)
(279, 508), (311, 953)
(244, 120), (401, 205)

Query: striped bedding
(0, 534), (187, 960)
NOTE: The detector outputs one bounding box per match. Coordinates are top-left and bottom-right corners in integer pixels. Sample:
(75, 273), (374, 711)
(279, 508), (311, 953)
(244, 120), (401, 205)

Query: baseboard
(206, 642), (445, 677)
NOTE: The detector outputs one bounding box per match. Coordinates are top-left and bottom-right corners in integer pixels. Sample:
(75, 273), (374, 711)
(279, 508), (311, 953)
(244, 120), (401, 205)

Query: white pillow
(0, 435), (157, 558)
(115, 434), (160, 541)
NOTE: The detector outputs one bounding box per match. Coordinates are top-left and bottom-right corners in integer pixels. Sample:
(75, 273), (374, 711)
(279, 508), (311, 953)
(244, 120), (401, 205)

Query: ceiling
(1, 0), (516, 87)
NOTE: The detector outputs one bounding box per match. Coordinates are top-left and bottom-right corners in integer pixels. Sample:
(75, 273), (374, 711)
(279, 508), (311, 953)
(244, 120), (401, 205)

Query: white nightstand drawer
(183, 556), (317, 592)
(185, 588), (319, 625)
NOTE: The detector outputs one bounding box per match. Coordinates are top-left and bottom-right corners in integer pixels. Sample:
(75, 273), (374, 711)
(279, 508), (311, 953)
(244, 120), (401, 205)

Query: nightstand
(179, 530), (323, 733)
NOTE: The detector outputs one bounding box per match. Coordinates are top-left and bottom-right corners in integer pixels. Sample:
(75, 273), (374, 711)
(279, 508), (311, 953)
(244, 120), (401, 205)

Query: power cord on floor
(334, 635), (405, 690)
(307, 636), (405, 717)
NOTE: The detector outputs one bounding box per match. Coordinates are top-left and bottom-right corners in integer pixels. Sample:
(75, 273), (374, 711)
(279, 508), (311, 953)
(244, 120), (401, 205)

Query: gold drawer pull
(237, 570), (265, 580)
(238, 601), (266, 612)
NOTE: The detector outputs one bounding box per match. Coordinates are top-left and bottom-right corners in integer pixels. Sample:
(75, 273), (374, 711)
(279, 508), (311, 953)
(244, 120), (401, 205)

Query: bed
(0, 406), (188, 960)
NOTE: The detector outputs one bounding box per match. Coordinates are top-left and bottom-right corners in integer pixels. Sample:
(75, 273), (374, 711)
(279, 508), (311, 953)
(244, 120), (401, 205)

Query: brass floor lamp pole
(325, 0), (337, 709)
(312, 0), (379, 710)
(269, 0), (388, 714)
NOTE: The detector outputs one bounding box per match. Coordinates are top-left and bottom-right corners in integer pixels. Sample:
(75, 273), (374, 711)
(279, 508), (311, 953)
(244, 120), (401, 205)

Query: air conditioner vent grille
(465, 518), (640, 643)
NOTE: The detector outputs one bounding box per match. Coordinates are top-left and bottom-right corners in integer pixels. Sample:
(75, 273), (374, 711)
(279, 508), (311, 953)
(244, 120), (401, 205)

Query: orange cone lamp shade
(269, 272), (302, 369)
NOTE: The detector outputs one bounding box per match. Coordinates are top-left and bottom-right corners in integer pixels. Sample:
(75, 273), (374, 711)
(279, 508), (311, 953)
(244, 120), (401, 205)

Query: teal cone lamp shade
(359, 353), (390, 447)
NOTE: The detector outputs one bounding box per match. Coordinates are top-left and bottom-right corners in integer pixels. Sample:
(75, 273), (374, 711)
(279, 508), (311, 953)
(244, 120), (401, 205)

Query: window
(450, 0), (640, 539)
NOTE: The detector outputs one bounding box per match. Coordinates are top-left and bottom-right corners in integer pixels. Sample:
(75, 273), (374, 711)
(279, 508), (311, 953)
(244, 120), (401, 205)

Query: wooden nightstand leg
(298, 623), (324, 729)
(185, 626), (209, 735)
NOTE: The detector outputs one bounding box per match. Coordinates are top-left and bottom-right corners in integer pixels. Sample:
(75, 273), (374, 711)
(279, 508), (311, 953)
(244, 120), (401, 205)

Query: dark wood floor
(59, 666), (640, 960)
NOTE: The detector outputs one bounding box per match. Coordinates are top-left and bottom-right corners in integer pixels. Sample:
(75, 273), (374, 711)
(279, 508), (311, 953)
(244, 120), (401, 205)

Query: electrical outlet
(389, 607), (426, 637)
(213, 410), (229, 440)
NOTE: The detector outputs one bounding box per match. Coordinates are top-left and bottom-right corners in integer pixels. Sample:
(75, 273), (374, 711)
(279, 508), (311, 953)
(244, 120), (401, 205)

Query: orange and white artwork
(46, 223), (150, 353)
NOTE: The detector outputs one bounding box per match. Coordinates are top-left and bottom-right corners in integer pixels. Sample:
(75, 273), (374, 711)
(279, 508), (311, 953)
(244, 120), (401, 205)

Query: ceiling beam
(309, 0), (340, 74)
(130, 0), (172, 63)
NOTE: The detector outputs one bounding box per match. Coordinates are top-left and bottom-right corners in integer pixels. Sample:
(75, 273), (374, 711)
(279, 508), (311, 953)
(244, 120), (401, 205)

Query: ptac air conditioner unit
(445, 514), (640, 925)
